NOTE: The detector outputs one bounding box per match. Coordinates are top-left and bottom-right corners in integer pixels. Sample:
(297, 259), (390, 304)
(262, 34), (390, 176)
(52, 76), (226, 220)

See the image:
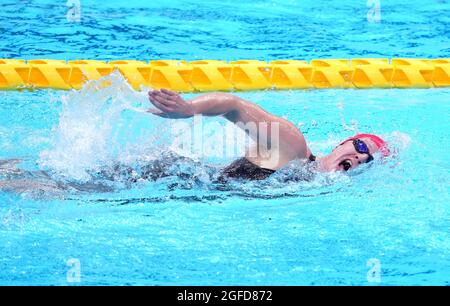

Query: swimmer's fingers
(156, 92), (178, 106)
(153, 100), (174, 113)
(149, 92), (175, 113)
(150, 88), (176, 98)
(160, 88), (178, 97)
(158, 89), (185, 103)
(157, 90), (184, 107)
(150, 90), (177, 105)
(151, 90), (185, 113)
(149, 89), (192, 117)
(148, 96), (167, 112)
(149, 90), (170, 103)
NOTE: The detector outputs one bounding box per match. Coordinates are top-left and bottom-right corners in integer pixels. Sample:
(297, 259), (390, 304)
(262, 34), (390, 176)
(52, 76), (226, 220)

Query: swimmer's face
(331, 137), (377, 172)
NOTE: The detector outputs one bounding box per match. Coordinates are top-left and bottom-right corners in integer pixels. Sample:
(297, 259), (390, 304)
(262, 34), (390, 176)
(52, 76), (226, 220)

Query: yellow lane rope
(0, 58), (449, 91)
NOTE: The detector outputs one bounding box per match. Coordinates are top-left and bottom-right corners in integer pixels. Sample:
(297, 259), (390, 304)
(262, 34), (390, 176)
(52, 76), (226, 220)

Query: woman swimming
(148, 89), (391, 180)
(0, 89), (390, 196)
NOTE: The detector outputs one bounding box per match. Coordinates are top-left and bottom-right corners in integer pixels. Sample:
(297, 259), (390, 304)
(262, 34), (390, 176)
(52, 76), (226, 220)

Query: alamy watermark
(66, 258), (81, 283)
(169, 115), (281, 166)
(66, 0), (81, 23)
(366, 258), (382, 283)
(367, 0), (381, 23)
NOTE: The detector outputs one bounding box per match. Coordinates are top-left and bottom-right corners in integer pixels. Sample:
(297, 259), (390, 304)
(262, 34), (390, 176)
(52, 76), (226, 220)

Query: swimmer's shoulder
(273, 117), (308, 157)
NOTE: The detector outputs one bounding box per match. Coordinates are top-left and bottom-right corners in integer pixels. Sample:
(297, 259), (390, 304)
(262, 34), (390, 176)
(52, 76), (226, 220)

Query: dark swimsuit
(220, 154), (316, 181)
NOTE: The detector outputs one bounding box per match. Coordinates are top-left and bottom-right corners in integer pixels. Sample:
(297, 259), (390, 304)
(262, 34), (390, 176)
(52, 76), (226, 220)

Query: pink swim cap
(340, 133), (390, 157)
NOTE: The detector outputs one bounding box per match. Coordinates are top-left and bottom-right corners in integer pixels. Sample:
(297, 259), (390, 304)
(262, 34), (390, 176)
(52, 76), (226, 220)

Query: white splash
(38, 72), (164, 182)
(386, 131), (411, 151)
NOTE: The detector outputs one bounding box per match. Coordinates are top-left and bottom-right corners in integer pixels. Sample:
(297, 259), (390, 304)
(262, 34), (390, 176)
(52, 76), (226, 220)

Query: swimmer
(149, 89), (390, 180)
(0, 90), (390, 196)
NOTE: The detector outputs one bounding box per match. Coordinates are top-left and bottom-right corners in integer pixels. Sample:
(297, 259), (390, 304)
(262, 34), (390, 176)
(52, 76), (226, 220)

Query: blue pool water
(1, 0), (450, 285)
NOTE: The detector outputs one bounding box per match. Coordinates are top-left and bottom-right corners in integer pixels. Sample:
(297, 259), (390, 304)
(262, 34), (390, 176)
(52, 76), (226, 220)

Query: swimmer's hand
(148, 89), (193, 118)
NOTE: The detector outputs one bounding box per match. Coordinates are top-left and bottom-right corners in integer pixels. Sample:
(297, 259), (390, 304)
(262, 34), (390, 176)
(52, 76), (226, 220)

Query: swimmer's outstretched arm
(148, 89), (308, 159)
(149, 89), (249, 120)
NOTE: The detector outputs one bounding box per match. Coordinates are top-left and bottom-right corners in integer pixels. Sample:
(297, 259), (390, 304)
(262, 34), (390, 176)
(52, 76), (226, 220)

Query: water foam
(38, 72), (164, 182)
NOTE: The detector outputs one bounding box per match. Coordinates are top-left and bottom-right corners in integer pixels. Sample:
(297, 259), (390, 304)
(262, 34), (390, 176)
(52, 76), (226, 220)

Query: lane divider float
(0, 58), (449, 91)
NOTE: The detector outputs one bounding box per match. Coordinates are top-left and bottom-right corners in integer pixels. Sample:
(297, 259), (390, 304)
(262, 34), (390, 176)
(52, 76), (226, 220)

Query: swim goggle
(341, 139), (374, 171)
(354, 139), (374, 161)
